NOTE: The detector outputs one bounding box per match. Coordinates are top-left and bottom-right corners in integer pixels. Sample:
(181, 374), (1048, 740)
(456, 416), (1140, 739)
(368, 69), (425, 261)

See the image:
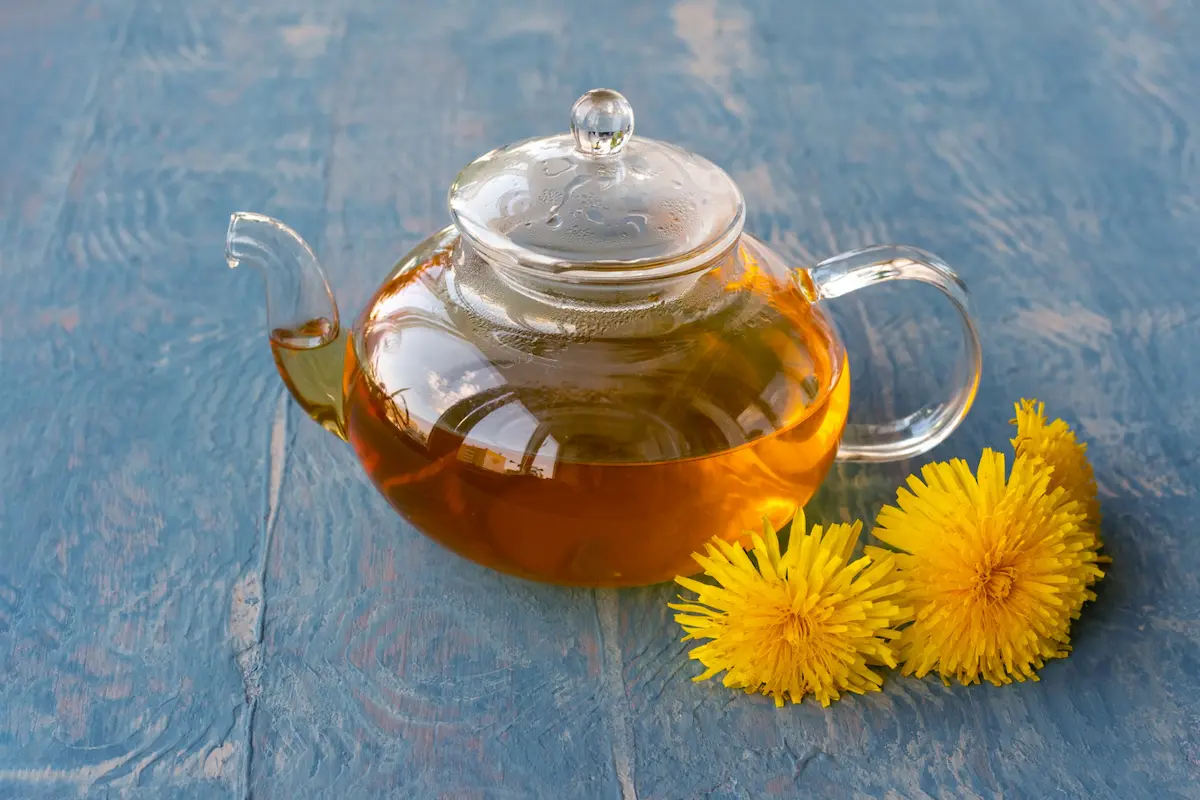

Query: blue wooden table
(2, 0), (1198, 797)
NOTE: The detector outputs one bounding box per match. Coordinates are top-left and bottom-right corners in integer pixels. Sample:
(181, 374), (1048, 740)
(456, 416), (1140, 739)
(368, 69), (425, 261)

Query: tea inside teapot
(330, 229), (849, 586)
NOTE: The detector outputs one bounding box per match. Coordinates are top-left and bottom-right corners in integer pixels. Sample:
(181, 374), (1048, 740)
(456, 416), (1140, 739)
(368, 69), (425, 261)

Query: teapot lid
(448, 89), (745, 275)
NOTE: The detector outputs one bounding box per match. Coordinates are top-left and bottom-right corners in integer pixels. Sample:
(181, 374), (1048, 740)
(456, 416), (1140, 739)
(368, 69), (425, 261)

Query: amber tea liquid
(273, 247), (850, 587)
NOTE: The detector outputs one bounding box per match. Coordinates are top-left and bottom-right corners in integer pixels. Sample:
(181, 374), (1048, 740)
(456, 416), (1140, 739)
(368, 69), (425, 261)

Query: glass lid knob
(570, 89), (635, 156)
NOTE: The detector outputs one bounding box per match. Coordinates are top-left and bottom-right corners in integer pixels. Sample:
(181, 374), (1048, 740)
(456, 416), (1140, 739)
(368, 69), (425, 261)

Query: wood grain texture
(1, 0), (1198, 797)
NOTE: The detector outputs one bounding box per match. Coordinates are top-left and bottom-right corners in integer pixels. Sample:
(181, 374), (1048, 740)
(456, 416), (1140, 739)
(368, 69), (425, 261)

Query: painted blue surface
(1, 0), (1198, 797)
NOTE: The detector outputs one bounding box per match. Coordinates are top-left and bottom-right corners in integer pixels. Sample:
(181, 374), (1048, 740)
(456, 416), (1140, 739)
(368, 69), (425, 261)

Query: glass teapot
(225, 89), (982, 588)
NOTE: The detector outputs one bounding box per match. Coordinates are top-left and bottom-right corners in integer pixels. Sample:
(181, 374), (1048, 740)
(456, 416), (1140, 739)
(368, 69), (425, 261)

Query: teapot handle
(804, 245), (983, 463)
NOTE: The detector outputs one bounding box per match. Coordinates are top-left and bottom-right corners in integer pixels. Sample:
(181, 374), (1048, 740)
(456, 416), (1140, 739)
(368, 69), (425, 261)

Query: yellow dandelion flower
(1011, 398), (1104, 549)
(870, 449), (1105, 687)
(670, 511), (911, 708)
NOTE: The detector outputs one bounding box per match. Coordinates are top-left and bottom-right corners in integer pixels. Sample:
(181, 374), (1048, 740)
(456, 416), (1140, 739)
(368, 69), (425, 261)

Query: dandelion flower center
(781, 610), (815, 645)
(975, 563), (1016, 602)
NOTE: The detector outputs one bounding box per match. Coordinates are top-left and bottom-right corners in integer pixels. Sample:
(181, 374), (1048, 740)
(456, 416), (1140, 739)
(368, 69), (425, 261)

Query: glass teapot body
(226, 89), (981, 587)
(338, 227), (849, 586)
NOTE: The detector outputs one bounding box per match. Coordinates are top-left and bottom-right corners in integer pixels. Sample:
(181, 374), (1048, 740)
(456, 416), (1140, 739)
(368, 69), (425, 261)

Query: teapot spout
(226, 212), (347, 439)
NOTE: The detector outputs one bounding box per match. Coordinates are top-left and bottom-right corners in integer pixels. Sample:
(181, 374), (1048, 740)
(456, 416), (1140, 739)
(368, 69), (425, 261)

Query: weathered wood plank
(1, 0), (1198, 797)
